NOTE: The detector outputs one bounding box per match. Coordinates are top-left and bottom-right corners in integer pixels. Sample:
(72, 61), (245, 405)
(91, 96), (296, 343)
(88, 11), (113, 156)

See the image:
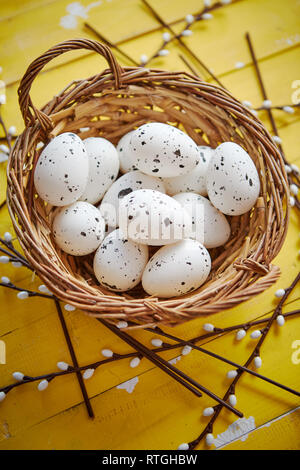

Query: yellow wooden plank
(0, 0), (57, 21)
(222, 407), (300, 450)
(1, 43), (299, 149)
(0, 298), (299, 449)
(1, 0), (300, 86)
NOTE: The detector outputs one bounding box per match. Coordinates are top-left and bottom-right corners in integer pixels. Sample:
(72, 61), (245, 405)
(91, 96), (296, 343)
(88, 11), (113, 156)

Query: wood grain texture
(0, 0), (299, 450)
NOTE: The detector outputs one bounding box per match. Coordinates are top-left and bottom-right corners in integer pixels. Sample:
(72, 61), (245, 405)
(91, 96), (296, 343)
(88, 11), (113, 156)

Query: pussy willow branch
(1, 235), (300, 398)
(0, 108), (12, 151)
(141, 0), (226, 87)
(185, 271), (300, 449)
(245, 32), (300, 212)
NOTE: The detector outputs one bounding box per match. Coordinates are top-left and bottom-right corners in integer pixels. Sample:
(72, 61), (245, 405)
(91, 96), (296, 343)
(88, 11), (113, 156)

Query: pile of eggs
(34, 123), (260, 299)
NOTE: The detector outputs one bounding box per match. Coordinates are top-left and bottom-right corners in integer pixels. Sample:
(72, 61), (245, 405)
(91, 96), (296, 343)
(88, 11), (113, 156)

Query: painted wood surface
(0, 0), (299, 450)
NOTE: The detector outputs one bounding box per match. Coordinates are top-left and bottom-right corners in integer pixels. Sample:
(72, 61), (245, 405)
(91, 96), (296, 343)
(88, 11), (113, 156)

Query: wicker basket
(7, 39), (290, 327)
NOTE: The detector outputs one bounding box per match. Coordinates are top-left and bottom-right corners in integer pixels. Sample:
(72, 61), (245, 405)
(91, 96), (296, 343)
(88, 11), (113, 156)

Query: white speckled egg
(34, 132), (88, 206)
(128, 123), (200, 177)
(119, 189), (192, 246)
(142, 239), (211, 298)
(99, 170), (166, 230)
(80, 137), (119, 204)
(93, 229), (149, 291)
(117, 131), (138, 173)
(52, 201), (105, 255)
(163, 146), (214, 196)
(173, 192), (231, 248)
(206, 142), (260, 216)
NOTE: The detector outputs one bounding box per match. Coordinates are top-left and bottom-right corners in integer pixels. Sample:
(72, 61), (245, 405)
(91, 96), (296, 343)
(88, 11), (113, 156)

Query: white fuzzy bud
(0, 391), (6, 402)
(185, 14), (194, 24)
(181, 345), (192, 356)
(178, 443), (189, 450)
(12, 372), (24, 381)
(242, 100), (252, 108)
(0, 151), (8, 163)
(254, 356), (262, 369)
(83, 368), (94, 380)
(203, 407), (214, 416)
(285, 164), (292, 174)
(203, 323), (214, 332)
(204, 0), (211, 6)
(0, 144), (9, 154)
(162, 32), (171, 42)
(101, 349), (114, 358)
(181, 30), (193, 37)
(290, 196), (295, 207)
(38, 284), (52, 294)
(117, 321), (128, 329)
(130, 357), (141, 368)
(158, 49), (169, 56)
(17, 291), (29, 300)
(276, 315), (285, 326)
(227, 370), (238, 379)
(273, 135), (282, 144)
(0, 94), (6, 105)
(151, 338), (163, 347)
(64, 304), (76, 311)
(12, 261), (22, 267)
(283, 106), (294, 114)
(3, 232), (12, 242)
(236, 329), (246, 340)
(291, 164), (299, 174)
(0, 255), (9, 264)
(221, 0), (232, 4)
(202, 13), (213, 20)
(37, 379), (49, 391)
(250, 329), (262, 339)
(235, 61), (245, 69)
(250, 109), (258, 117)
(140, 54), (148, 65)
(0, 66), (2, 74)
(275, 288), (285, 298)
(262, 99), (272, 109)
(290, 184), (298, 196)
(206, 433), (214, 446)
(229, 394), (237, 406)
(57, 361), (70, 371)
(1, 276), (10, 284)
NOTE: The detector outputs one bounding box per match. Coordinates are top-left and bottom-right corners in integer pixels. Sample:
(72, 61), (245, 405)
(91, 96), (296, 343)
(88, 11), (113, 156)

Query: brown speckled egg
(34, 132), (89, 206)
(99, 171), (166, 230)
(117, 131), (138, 174)
(80, 137), (119, 204)
(142, 239), (211, 298)
(52, 201), (105, 255)
(127, 123), (200, 177)
(173, 192), (231, 248)
(163, 145), (214, 196)
(119, 189), (192, 246)
(93, 229), (149, 292)
(206, 142), (260, 216)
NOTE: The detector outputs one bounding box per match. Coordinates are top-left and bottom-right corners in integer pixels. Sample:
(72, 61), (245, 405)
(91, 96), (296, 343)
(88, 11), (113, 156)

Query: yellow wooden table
(0, 0), (299, 450)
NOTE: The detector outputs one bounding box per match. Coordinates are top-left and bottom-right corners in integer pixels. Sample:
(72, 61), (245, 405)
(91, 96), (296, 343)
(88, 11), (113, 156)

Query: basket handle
(18, 39), (123, 131)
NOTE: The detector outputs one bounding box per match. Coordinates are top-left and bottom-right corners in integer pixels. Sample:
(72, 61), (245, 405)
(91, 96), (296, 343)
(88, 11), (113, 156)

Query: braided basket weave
(7, 39), (290, 327)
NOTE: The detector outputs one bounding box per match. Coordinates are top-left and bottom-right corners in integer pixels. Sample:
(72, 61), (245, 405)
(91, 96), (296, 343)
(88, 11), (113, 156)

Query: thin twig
(100, 319), (244, 417)
(54, 299), (94, 418)
(142, 0), (225, 88)
(84, 23), (140, 66)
